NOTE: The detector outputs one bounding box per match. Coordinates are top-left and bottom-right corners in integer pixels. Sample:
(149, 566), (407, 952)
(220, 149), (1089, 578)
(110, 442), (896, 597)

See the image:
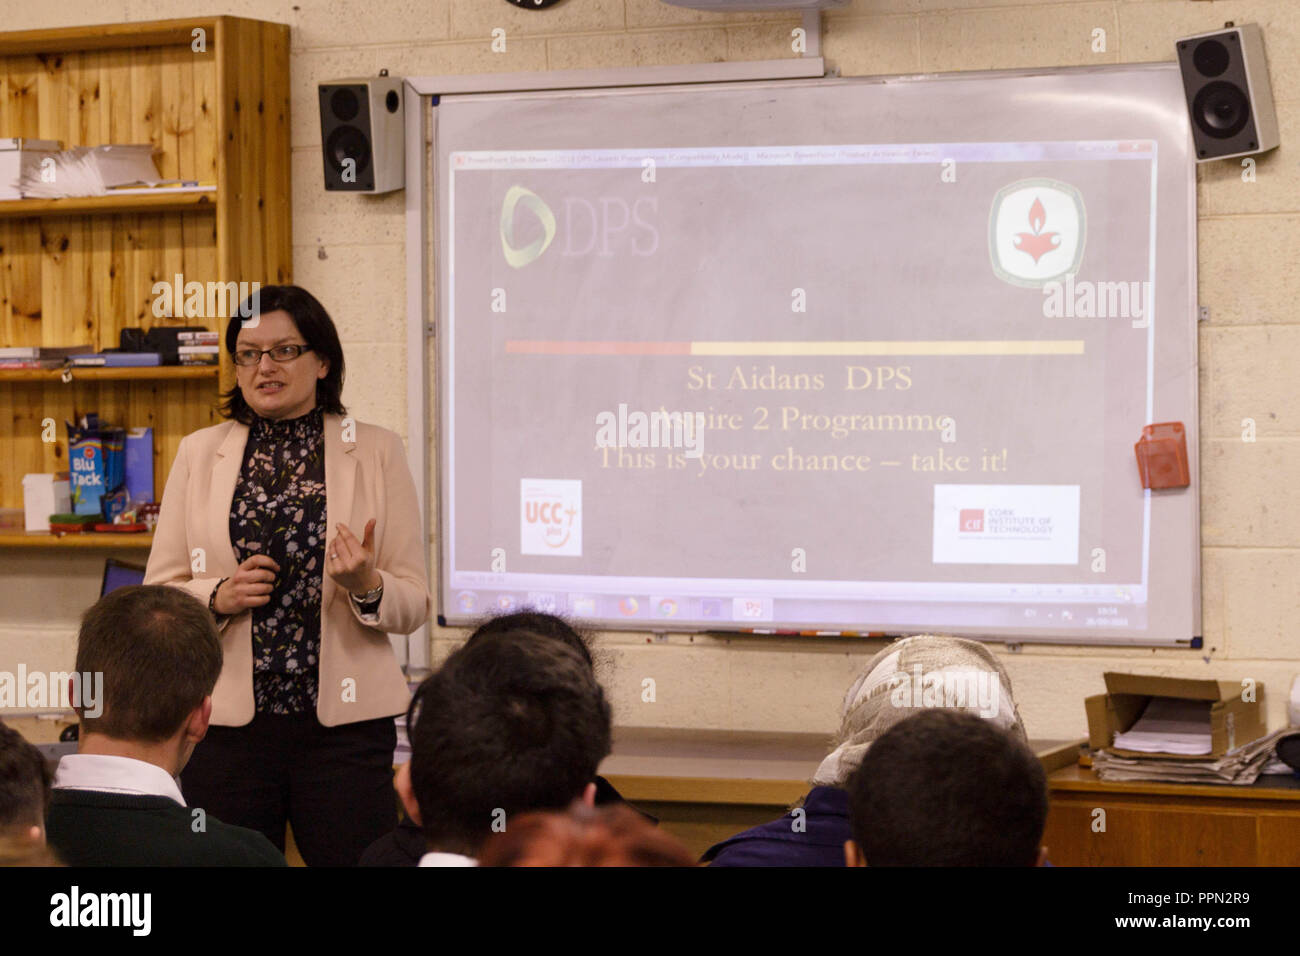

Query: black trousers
(180, 710), (398, 867)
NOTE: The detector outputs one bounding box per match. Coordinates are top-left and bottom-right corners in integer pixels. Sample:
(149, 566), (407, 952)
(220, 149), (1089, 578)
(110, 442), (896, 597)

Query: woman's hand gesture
(213, 555), (281, 616)
(327, 519), (381, 596)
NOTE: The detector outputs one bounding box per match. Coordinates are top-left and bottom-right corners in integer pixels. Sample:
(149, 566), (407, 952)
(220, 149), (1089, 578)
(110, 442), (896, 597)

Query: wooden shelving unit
(0, 366), (218, 383)
(0, 190), (217, 220)
(0, 531), (153, 549)
(0, 16), (291, 548)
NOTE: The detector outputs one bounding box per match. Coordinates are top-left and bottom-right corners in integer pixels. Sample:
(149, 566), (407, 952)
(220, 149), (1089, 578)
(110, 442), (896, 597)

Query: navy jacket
(48, 790), (286, 867)
(702, 786), (850, 867)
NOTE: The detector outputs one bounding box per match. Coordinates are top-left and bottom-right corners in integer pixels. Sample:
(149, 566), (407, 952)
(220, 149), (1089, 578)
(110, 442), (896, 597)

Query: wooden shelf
(0, 17), (220, 55)
(0, 531), (153, 549)
(0, 190), (216, 220)
(0, 365), (219, 383)
(0, 15), (289, 542)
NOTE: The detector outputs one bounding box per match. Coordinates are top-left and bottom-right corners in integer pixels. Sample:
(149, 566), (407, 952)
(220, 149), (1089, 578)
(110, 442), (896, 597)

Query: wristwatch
(351, 583), (384, 606)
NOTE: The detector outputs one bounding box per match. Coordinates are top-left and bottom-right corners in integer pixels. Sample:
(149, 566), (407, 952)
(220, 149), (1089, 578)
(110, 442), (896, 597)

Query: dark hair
(478, 803), (695, 867)
(846, 709), (1047, 866)
(0, 721), (50, 831)
(407, 630), (613, 857)
(219, 284), (348, 424)
(75, 586), (223, 742)
(467, 612), (594, 671)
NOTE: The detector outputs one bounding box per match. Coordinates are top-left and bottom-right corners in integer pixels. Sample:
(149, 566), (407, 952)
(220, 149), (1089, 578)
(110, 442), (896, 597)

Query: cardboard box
(21, 473), (71, 531)
(1085, 672), (1265, 759)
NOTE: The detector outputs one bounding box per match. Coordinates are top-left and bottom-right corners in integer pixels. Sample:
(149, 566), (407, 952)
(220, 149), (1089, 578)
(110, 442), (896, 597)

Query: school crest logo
(989, 179), (1086, 287)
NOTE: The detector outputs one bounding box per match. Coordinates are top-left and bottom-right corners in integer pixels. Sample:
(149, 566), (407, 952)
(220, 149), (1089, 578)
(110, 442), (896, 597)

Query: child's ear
(843, 839), (867, 867)
(1036, 846), (1049, 867)
(394, 761), (421, 825)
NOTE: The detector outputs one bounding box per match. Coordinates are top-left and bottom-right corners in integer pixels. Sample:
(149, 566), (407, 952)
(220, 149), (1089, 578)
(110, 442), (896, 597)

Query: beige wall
(2, 0), (1297, 742)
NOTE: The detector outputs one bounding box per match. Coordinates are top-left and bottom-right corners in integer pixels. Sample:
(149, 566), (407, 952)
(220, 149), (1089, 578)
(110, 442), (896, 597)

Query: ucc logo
(520, 478), (582, 556)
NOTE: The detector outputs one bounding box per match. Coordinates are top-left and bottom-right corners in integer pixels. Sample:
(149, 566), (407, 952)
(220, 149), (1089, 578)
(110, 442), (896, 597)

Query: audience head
(479, 802), (695, 867)
(844, 709), (1047, 867)
(0, 721), (51, 845)
(75, 586), (222, 769)
(813, 634), (1027, 788)
(399, 628), (613, 857)
(467, 611), (594, 671)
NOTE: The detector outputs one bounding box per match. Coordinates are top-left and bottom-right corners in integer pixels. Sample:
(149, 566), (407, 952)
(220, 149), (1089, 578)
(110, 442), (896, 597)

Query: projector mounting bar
(405, 56), (827, 99)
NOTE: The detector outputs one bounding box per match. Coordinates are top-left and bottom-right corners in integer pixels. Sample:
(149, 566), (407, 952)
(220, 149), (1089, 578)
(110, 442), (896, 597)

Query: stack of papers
(1095, 728), (1293, 785)
(0, 138), (61, 199)
(16, 145), (162, 198)
(1112, 697), (1213, 755)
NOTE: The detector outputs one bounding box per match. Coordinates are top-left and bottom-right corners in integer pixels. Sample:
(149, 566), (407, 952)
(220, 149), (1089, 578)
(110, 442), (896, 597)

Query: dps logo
(500, 185), (557, 269)
(520, 478), (582, 556)
(988, 178), (1086, 287)
(500, 184), (660, 269)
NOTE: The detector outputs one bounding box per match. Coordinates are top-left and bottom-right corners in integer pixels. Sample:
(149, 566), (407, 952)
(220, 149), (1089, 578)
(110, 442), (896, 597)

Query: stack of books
(0, 345), (93, 369)
(177, 329), (219, 365)
(69, 352), (162, 368)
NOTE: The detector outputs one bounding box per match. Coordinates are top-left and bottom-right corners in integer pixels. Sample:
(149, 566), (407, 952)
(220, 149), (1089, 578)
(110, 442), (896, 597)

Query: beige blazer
(144, 413), (430, 727)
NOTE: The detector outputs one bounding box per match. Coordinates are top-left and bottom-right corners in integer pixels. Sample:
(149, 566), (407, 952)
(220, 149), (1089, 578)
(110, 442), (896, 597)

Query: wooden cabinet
(0, 16), (290, 548)
(1044, 766), (1300, 866)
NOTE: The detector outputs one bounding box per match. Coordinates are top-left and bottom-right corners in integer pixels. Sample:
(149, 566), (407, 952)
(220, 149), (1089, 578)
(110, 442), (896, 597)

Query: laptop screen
(100, 559), (146, 597)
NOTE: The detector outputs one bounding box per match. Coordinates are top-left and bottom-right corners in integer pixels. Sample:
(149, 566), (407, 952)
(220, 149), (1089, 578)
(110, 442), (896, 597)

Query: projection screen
(433, 65), (1200, 645)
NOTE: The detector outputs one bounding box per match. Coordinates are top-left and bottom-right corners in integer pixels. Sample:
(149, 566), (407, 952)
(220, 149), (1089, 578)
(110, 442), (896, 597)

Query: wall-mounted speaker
(1175, 23), (1279, 163)
(318, 74), (404, 193)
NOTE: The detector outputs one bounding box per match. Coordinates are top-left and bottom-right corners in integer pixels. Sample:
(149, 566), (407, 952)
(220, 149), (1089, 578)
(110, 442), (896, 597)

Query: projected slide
(436, 78), (1197, 643)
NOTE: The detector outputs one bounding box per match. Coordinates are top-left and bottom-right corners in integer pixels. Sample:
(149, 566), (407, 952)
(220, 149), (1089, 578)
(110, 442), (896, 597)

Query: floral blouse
(230, 408), (326, 715)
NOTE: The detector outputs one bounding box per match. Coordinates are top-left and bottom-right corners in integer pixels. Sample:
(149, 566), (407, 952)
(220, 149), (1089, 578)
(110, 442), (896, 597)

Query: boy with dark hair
(844, 709), (1048, 867)
(45, 586), (285, 866)
(394, 628), (613, 865)
(362, 611), (647, 866)
(0, 721), (51, 846)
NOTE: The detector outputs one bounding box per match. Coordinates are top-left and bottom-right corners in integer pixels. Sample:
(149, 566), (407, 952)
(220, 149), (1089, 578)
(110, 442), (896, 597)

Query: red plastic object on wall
(1134, 422), (1190, 489)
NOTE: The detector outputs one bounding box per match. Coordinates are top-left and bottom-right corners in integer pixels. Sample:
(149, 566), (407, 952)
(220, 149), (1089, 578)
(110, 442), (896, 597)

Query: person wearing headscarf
(701, 634), (1028, 867)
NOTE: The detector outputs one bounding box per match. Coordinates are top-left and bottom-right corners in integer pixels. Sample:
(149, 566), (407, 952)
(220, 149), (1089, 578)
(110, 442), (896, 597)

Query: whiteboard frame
(407, 62), (1201, 648)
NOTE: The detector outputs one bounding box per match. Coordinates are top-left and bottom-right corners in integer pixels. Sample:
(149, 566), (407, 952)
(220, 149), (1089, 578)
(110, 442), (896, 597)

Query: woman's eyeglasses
(232, 344), (313, 366)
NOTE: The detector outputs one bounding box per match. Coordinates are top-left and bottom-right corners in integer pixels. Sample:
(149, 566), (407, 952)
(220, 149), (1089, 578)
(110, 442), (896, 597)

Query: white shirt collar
(418, 851), (478, 867)
(53, 754), (187, 807)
